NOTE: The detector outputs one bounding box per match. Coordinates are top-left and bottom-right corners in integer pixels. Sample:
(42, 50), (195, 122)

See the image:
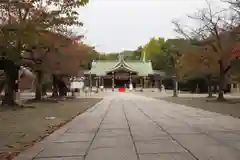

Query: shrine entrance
(114, 71), (130, 88)
(115, 79), (129, 88)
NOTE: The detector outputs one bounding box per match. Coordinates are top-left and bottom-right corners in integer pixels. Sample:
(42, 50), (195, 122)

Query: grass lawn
(0, 98), (102, 159)
(159, 96), (240, 118)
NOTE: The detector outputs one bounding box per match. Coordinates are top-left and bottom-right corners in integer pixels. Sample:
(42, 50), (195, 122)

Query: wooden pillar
(101, 77), (104, 87)
(140, 77), (144, 91)
(154, 76), (158, 88)
(144, 76), (147, 88)
(143, 76), (146, 88)
(89, 73), (92, 91)
(95, 77), (98, 87)
(112, 72), (115, 91)
(129, 72), (132, 84)
(173, 76), (178, 97)
(96, 76), (100, 93)
(99, 77), (101, 87)
(150, 78), (153, 88)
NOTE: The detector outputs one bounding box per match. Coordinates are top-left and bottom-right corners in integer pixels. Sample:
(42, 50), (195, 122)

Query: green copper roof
(88, 57), (154, 76)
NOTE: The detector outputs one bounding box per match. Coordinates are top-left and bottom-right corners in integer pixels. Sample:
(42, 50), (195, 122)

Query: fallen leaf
(5, 145), (16, 148)
(19, 133), (28, 137)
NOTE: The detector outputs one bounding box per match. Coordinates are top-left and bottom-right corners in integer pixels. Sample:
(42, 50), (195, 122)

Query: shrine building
(84, 55), (165, 90)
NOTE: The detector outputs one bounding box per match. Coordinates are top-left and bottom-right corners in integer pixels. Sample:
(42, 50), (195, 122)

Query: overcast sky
(78, 0), (226, 53)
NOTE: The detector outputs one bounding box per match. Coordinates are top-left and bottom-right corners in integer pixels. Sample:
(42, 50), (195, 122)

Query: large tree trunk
(52, 75), (59, 97)
(208, 85), (213, 98)
(2, 73), (16, 105)
(206, 75), (213, 98)
(41, 83), (47, 97)
(2, 63), (19, 106)
(35, 71), (43, 100)
(218, 79), (225, 101)
(0, 81), (4, 94)
(0, 72), (4, 93)
(218, 60), (225, 101)
(173, 78), (178, 97)
(58, 79), (67, 97)
(51, 75), (67, 98)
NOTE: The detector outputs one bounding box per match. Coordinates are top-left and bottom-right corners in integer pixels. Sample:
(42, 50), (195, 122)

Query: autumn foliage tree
(0, 0), (89, 105)
(47, 37), (90, 98)
(22, 31), (87, 100)
(178, 45), (219, 97)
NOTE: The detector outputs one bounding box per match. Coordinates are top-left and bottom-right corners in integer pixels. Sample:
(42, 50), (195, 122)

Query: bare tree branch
(173, 0), (240, 100)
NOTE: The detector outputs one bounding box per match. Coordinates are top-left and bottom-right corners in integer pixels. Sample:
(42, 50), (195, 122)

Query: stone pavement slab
(14, 92), (240, 160)
(35, 142), (90, 157)
(53, 133), (95, 143)
(139, 153), (196, 160)
(35, 157), (84, 160)
(85, 148), (137, 160)
(96, 128), (130, 137)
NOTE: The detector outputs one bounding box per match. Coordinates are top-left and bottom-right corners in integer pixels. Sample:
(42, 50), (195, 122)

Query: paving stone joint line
(130, 100), (199, 160)
(82, 99), (114, 160)
(122, 103), (141, 160)
(138, 100), (240, 153)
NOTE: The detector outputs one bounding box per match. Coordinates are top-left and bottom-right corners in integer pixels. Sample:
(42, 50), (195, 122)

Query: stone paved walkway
(14, 93), (240, 160)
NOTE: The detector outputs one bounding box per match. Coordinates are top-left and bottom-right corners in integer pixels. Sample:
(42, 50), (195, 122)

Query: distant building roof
(85, 55), (165, 76)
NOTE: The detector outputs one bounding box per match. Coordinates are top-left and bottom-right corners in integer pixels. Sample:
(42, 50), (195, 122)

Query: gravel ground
(0, 98), (102, 159)
(159, 96), (240, 118)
